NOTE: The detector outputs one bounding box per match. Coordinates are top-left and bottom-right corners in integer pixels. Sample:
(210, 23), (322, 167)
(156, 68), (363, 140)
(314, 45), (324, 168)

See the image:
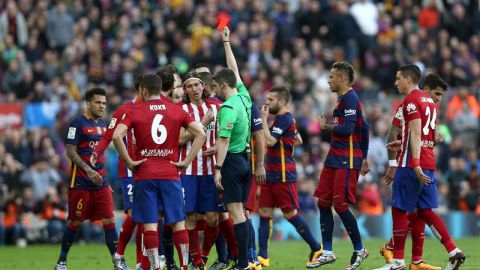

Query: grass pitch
(0, 238), (478, 270)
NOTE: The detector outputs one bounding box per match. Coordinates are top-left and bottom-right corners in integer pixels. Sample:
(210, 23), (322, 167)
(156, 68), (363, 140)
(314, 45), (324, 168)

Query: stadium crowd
(0, 0), (479, 246)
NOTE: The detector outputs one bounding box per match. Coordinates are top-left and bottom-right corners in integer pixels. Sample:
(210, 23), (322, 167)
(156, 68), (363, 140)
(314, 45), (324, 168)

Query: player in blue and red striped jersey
(309, 61), (369, 270)
(55, 87), (118, 270)
(374, 65), (465, 270)
(90, 75), (143, 270)
(113, 74), (206, 270)
(258, 86), (322, 268)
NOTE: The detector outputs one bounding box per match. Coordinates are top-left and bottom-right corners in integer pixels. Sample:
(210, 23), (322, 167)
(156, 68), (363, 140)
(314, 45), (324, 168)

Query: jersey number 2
(423, 107), (436, 135)
(151, 114), (167, 144)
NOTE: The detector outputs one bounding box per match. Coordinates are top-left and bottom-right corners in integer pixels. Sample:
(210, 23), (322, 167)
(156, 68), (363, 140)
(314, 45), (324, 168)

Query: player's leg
(408, 211), (441, 270)
(221, 153), (251, 269)
(308, 166), (335, 268)
(279, 182), (322, 267)
(114, 178), (137, 269)
(244, 175), (260, 268)
(160, 180), (191, 270)
(331, 168), (368, 270)
(415, 169), (465, 270)
(198, 175), (220, 262)
(257, 182), (274, 266)
(55, 189), (91, 269)
(181, 175), (203, 267)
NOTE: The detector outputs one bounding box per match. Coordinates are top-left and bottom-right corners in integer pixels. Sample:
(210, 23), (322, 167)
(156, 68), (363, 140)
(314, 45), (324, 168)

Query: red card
(217, 17), (230, 31)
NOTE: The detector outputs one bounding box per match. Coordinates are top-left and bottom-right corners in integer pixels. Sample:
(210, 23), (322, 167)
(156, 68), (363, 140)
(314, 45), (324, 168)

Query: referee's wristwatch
(214, 164), (222, 170)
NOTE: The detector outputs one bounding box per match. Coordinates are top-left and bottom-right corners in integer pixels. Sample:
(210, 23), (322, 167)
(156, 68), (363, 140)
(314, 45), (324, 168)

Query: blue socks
(288, 214), (321, 251)
(258, 216), (271, 258)
(215, 232), (228, 263)
(103, 223), (118, 256)
(337, 210), (363, 250)
(58, 224), (79, 262)
(319, 207), (334, 251)
(247, 218), (258, 262)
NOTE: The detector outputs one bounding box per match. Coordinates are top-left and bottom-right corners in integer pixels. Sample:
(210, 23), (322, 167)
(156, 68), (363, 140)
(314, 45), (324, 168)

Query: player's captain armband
(388, 160), (397, 167)
(67, 127), (76, 139)
(108, 118), (117, 129)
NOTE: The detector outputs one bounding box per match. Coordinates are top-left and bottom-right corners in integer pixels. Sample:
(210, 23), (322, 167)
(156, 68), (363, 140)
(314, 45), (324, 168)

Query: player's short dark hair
(141, 74), (163, 96)
(85, 87), (106, 101)
(194, 63), (211, 73)
(212, 68), (236, 88)
(397, 64), (422, 84)
(156, 68), (174, 92)
(183, 71), (207, 103)
(198, 72), (213, 86)
(269, 85), (290, 103)
(423, 73), (448, 91)
(332, 61), (355, 84)
(133, 74), (144, 92)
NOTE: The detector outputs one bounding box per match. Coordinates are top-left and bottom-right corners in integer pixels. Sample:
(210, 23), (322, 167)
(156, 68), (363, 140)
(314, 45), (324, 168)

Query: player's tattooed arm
(67, 144), (103, 185)
(409, 119), (431, 184)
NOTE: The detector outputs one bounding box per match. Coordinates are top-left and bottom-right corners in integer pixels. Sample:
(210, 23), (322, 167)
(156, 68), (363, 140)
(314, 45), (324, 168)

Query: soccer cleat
(445, 251), (466, 270)
(380, 244), (394, 263)
(195, 263), (206, 270)
(257, 256), (270, 267)
(306, 252), (336, 268)
(248, 261), (262, 270)
(208, 261), (228, 270)
(409, 261), (441, 270)
(345, 248), (369, 270)
(307, 248), (323, 265)
(373, 259), (407, 270)
(113, 254), (131, 270)
(54, 261), (67, 270)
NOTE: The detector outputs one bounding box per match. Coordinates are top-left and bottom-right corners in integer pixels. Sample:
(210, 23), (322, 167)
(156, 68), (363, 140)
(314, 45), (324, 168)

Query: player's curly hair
(332, 61), (355, 84)
(183, 71), (207, 103)
(423, 73), (448, 91)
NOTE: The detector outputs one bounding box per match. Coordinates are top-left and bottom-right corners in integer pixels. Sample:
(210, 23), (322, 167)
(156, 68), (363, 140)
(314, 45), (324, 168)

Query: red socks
(117, 215), (137, 256)
(173, 229), (190, 270)
(409, 212), (426, 262)
(143, 230), (159, 270)
(392, 207), (408, 260)
(188, 228), (203, 266)
(202, 225), (220, 257)
(417, 209), (456, 253)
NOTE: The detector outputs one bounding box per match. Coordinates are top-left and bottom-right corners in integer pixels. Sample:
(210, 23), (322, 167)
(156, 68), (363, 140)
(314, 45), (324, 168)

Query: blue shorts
(392, 168), (438, 212)
(132, 180), (185, 224)
(120, 177), (134, 212)
(181, 175), (222, 213)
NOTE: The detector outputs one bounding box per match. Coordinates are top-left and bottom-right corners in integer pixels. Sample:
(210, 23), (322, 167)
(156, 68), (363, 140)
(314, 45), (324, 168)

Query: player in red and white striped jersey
(178, 71), (221, 269)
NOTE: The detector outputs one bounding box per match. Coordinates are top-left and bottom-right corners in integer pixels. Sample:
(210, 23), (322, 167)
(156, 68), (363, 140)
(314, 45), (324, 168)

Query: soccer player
(91, 75), (144, 270)
(112, 74), (206, 270)
(374, 65), (465, 270)
(177, 71), (219, 270)
(308, 61), (370, 270)
(257, 86), (322, 268)
(379, 73), (449, 270)
(211, 27), (252, 270)
(55, 88), (118, 270)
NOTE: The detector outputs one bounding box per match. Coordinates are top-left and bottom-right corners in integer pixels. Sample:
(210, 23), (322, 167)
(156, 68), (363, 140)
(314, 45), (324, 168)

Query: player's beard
(269, 104), (280, 114)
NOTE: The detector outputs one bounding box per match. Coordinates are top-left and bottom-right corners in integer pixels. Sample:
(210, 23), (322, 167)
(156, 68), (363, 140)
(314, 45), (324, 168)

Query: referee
(212, 27), (252, 270)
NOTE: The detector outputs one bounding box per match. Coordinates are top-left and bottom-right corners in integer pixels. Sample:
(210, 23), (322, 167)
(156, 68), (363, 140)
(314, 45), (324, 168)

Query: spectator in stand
(46, 1), (74, 54)
(0, 0), (28, 47)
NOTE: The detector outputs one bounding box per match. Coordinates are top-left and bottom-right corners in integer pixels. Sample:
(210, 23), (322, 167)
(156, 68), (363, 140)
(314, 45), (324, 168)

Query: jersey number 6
(151, 114), (168, 144)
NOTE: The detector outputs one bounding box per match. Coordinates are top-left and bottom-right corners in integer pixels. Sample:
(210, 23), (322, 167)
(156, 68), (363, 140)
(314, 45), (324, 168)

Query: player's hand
(360, 159), (369, 175)
(214, 171), (223, 191)
(90, 152), (98, 166)
(202, 109), (215, 126)
(386, 140), (402, 152)
(413, 166), (431, 185)
(261, 105), (269, 119)
(222, 26), (230, 42)
(383, 166), (396, 185)
(86, 168), (103, 185)
(127, 158), (147, 171)
(435, 131), (444, 145)
(317, 114), (326, 128)
(203, 146), (216, 156)
(255, 165), (266, 185)
(171, 160), (188, 170)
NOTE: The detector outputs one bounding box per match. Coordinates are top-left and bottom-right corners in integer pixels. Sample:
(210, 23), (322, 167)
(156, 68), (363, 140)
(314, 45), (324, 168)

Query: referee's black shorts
(220, 152), (251, 205)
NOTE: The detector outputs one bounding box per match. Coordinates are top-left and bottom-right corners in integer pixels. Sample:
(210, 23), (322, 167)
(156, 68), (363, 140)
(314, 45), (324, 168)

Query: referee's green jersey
(217, 82), (252, 153)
